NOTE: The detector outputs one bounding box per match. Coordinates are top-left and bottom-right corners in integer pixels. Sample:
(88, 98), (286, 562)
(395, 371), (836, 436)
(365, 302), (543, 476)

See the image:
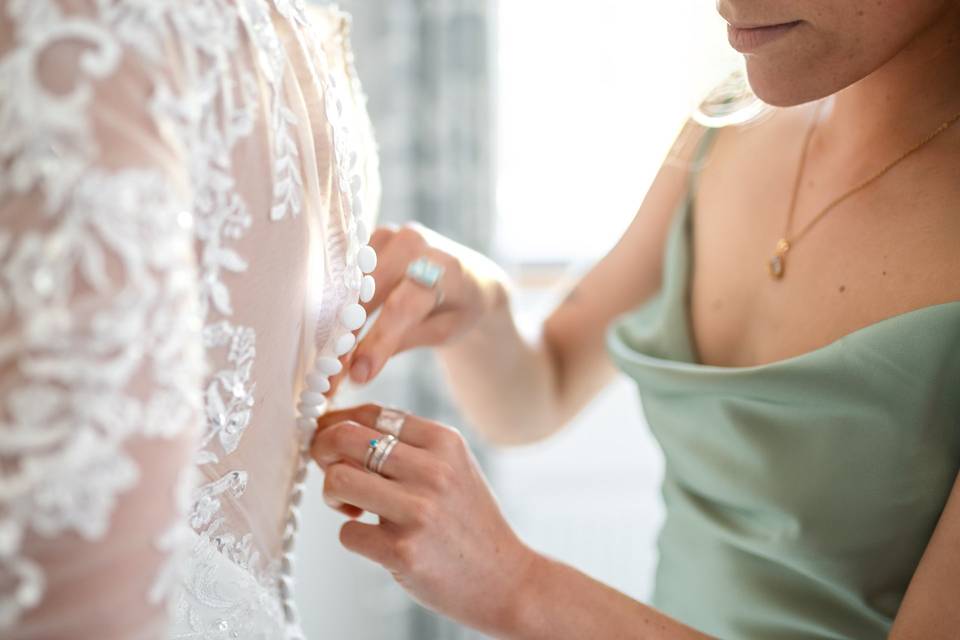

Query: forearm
(438, 294), (567, 444)
(506, 554), (712, 640)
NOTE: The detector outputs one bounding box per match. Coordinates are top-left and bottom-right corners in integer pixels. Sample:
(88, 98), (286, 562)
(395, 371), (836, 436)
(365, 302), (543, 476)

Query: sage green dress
(607, 130), (960, 639)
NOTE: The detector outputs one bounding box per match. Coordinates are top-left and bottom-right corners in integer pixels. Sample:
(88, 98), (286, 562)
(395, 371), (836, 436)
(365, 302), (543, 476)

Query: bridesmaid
(311, 1), (960, 637)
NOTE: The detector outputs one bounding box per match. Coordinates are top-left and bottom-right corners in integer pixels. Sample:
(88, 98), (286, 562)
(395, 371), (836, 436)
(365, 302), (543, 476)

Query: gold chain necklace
(768, 102), (960, 280)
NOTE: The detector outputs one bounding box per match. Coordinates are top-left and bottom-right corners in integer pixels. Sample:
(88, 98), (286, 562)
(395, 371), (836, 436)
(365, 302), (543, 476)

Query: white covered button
(340, 303), (366, 331)
(297, 417), (316, 431)
(291, 486), (304, 506)
(334, 332), (356, 356)
(314, 357), (342, 376)
(300, 390), (326, 405)
(0, 520), (22, 557)
(279, 575), (295, 598)
(306, 373), (331, 393)
(356, 219), (370, 244)
(298, 403), (324, 418)
(358, 245), (377, 274)
(360, 275), (375, 303)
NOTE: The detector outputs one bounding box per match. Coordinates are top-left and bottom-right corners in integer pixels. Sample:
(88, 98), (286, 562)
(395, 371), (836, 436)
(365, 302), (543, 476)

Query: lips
(727, 20), (801, 53)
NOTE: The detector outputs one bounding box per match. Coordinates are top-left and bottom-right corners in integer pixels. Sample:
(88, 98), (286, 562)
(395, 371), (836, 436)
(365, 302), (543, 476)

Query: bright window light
(496, 2), (739, 266)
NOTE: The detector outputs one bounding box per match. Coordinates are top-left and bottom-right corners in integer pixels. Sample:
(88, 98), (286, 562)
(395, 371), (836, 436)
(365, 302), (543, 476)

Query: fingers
(367, 225), (398, 265)
(316, 404), (463, 453)
(349, 278), (438, 383)
(364, 225), (428, 314)
(310, 420), (387, 470)
(333, 223), (477, 388)
(310, 419), (435, 483)
(396, 310), (461, 352)
(333, 503), (365, 519)
(324, 224), (416, 393)
(316, 404), (382, 431)
(339, 520), (400, 571)
(323, 462), (420, 524)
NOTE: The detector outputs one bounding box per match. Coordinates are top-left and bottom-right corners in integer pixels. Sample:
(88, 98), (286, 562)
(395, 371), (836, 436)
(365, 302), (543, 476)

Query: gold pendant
(768, 254), (785, 279)
(768, 238), (790, 280)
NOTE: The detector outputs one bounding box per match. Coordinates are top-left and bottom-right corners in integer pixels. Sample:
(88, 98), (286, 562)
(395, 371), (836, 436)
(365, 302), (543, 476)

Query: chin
(744, 58), (851, 107)
(743, 58), (836, 106)
(742, 40), (890, 108)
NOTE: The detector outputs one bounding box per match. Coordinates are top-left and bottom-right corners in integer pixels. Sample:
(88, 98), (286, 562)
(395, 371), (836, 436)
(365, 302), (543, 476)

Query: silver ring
(364, 438), (379, 471)
(406, 257), (445, 290)
(375, 408), (407, 438)
(366, 435), (397, 474)
(374, 437), (400, 475)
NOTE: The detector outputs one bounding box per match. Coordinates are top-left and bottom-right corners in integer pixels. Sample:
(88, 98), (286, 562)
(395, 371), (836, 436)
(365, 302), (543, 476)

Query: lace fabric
(0, 1), (379, 637)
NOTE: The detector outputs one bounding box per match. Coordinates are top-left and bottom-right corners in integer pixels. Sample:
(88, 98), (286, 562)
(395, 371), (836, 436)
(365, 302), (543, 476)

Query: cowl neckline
(608, 191), (960, 390)
(677, 198), (960, 373)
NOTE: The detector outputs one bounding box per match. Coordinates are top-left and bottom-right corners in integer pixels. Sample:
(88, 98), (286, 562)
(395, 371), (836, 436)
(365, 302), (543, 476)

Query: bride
(0, 1), (377, 637)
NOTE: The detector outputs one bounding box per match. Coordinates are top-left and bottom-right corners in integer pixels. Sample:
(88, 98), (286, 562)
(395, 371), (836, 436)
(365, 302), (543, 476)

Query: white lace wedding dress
(0, 1), (379, 637)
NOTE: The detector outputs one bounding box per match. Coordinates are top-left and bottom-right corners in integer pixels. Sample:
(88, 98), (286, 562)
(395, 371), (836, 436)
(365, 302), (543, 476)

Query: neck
(819, 7), (960, 153)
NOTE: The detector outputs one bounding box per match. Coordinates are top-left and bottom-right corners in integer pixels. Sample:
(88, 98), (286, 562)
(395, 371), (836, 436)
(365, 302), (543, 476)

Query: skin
(314, 0), (960, 637)
(312, 405), (709, 640)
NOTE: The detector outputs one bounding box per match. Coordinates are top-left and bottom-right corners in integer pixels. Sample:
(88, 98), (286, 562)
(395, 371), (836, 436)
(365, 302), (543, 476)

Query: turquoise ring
(364, 439), (379, 470)
(406, 257), (444, 289)
(406, 258), (446, 307)
(366, 435), (399, 476)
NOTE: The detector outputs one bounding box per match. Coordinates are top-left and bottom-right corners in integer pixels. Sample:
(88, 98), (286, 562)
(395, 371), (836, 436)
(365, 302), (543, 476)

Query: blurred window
(491, 2), (740, 609)
(496, 1), (737, 267)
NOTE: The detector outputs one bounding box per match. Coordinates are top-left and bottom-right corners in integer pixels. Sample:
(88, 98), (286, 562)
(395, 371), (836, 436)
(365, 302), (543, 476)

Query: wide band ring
(375, 407), (407, 438)
(406, 257), (445, 289)
(406, 257), (446, 307)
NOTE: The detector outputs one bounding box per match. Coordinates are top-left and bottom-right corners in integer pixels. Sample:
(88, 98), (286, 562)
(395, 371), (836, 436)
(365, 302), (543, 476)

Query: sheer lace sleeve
(0, 2), (206, 637)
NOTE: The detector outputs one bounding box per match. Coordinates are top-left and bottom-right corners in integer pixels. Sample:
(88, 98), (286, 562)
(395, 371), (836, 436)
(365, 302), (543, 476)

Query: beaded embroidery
(0, 1), (378, 636)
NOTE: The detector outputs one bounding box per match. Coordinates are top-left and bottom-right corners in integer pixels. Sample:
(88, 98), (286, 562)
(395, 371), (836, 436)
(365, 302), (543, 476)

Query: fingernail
(351, 356), (371, 383)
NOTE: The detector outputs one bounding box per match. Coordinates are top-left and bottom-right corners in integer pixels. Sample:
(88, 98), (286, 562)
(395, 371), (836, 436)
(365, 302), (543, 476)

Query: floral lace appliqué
(0, 1), (377, 636)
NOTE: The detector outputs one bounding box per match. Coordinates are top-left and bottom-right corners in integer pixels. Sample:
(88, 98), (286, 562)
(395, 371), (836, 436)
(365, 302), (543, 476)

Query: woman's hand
(310, 404), (537, 637)
(340, 223), (510, 388)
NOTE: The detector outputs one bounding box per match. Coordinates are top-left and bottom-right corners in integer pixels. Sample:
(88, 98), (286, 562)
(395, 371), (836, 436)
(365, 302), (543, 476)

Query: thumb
(349, 279), (437, 384)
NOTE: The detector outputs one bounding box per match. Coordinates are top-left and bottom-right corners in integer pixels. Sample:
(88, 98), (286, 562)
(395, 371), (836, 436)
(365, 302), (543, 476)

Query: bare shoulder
(663, 118), (714, 170)
(696, 105), (815, 183)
